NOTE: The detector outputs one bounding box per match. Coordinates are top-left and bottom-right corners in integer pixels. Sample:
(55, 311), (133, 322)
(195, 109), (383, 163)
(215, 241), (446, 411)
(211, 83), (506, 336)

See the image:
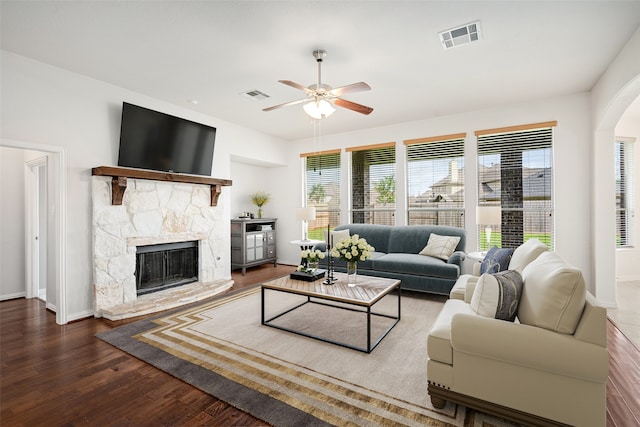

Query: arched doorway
(592, 73), (640, 307)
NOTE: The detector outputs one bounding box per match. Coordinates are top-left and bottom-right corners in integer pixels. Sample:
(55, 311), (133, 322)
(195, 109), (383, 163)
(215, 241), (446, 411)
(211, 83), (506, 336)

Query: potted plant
(249, 191), (270, 218)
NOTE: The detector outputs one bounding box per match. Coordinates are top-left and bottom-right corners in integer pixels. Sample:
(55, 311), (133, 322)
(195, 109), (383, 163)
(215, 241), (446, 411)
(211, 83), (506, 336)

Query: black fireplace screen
(135, 241), (198, 295)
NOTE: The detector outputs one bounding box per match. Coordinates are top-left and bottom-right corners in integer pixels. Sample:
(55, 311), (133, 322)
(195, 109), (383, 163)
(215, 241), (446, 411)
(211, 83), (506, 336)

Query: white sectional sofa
(427, 242), (609, 426)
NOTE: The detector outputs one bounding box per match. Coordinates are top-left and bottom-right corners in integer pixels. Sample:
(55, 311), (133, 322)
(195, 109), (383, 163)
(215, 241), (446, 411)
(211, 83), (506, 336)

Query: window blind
(616, 139), (635, 247)
(349, 143), (396, 225)
(476, 125), (554, 250)
(304, 151), (341, 238)
(405, 134), (465, 227)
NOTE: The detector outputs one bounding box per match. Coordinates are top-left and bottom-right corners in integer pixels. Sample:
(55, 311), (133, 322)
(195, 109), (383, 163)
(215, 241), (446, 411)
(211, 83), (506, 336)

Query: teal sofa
(314, 224), (466, 295)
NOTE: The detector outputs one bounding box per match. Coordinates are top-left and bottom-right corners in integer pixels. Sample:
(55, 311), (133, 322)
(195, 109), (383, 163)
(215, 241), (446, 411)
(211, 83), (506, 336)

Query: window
(616, 139), (635, 247)
(348, 143), (396, 225)
(476, 122), (556, 250)
(405, 133), (466, 227)
(302, 150), (341, 239)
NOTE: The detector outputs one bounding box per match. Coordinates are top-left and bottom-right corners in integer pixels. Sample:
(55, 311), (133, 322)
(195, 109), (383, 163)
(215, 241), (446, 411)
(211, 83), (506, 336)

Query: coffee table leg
(261, 286), (265, 325)
(367, 306), (372, 353)
(398, 284), (401, 320)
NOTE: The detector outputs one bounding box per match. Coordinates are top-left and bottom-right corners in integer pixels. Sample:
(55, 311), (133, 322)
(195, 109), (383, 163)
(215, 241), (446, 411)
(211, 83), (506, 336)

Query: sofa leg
(430, 395), (446, 409)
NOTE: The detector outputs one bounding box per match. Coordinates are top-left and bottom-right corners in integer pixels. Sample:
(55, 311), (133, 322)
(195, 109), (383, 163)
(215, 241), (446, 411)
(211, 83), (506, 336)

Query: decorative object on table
(323, 225), (337, 285)
(295, 206), (316, 241)
(249, 191), (270, 218)
(297, 249), (325, 273)
(476, 206), (501, 249)
(290, 269), (326, 282)
(330, 234), (375, 286)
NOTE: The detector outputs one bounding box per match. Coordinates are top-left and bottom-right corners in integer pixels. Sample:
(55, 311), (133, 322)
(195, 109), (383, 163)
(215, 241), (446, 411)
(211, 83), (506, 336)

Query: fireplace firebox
(135, 241), (198, 295)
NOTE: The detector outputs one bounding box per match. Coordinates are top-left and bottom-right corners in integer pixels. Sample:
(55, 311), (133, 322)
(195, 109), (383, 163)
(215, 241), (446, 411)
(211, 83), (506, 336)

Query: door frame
(1, 139), (67, 325)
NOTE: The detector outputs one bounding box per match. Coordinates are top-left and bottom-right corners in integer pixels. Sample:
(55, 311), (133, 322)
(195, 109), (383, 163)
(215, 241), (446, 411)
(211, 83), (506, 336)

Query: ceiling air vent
(439, 21), (481, 50)
(241, 89), (270, 100)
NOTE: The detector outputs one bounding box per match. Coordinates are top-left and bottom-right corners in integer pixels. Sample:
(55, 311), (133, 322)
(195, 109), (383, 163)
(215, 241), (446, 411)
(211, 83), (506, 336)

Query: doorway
(0, 139), (67, 324)
(26, 157), (49, 306)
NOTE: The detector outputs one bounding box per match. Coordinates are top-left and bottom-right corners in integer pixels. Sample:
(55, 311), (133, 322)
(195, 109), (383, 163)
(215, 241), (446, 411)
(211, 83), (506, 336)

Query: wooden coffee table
(261, 273), (401, 353)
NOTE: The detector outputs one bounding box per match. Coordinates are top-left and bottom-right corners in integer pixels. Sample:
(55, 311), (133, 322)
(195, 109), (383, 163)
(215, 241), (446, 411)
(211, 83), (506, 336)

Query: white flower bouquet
(297, 249), (325, 272)
(330, 234), (375, 265)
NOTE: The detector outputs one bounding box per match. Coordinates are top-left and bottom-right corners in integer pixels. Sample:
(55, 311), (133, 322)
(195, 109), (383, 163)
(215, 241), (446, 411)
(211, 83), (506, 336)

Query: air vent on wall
(241, 89), (270, 100)
(439, 21), (481, 50)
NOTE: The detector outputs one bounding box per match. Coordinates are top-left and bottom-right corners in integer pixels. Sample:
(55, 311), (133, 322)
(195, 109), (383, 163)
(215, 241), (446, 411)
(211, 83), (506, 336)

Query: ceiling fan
(263, 49), (373, 119)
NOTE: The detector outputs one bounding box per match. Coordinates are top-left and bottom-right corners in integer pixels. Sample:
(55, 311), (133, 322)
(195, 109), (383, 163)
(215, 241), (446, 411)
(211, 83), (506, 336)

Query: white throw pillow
(419, 233), (461, 261)
(470, 270), (523, 322)
(519, 251), (586, 334)
(508, 238), (548, 273)
(324, 229), (350, 247)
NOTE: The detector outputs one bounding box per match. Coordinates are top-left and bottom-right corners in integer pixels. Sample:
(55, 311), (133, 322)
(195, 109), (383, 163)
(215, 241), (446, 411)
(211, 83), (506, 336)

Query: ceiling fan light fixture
(303, 99), (335, 119)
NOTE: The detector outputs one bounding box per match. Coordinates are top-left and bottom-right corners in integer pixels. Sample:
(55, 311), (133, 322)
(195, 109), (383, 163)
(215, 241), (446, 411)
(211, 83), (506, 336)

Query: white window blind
(405, 134), (465, 227)
(476, 123), (555, 250)
(348, 143), (396, 225)
(303, 151), (341, 239)
(616, 139), (635, 247)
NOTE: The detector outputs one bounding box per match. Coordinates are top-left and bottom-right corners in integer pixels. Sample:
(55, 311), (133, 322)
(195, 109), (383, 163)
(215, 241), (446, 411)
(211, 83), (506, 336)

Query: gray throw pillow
(480, 246), (514, 275)
(470, 270), (524, 322)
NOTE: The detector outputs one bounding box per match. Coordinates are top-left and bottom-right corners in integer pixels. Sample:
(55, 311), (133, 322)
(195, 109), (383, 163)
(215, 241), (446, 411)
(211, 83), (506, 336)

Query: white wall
(0, 147), (27, 299)
(1, 50), (289, 321)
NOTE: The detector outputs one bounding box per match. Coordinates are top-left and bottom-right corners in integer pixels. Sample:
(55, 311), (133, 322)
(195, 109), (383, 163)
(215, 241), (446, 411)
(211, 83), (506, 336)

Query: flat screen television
(117, 102), (216, 176)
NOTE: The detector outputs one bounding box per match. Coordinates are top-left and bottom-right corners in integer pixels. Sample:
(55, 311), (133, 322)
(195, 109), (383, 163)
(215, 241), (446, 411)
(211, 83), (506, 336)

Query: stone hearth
(92, 176), (231, 319)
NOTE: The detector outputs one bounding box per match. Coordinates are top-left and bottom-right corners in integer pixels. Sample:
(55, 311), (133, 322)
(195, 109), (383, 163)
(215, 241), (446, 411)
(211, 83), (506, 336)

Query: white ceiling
(1, 1), (639, 141)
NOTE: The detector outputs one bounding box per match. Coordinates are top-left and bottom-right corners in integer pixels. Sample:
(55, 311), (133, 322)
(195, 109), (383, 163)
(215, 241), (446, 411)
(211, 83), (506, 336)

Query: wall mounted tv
(117, 102), (216, 176)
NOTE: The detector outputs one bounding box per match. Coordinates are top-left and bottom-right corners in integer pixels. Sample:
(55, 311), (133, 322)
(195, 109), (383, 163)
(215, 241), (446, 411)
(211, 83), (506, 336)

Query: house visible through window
(405, 133), (466, 227)
(348, 143), (396, 225)
(616, 138), (635, 247)
(476, 122), (555, 250)
(302, 150), (341, 240)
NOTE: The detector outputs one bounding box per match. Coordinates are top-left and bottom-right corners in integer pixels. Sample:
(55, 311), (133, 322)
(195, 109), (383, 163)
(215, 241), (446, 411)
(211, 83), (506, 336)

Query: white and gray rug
(98, 284), (518, 426)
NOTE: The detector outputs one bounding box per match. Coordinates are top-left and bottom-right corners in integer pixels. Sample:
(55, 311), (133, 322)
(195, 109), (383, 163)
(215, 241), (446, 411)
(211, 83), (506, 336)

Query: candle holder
(323, 224), (337, 285)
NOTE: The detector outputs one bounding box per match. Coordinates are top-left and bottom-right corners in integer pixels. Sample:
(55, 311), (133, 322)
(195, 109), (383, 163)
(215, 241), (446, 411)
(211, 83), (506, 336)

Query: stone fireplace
(92, 172), (232, 320)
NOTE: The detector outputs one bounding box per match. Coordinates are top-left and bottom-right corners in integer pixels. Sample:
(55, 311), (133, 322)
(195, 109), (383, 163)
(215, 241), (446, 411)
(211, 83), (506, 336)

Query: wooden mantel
(92, 166), (232, 206)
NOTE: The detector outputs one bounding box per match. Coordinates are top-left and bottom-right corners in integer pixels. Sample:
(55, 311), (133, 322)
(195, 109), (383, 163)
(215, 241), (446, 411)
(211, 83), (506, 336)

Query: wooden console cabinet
(231, 218), (277, 275)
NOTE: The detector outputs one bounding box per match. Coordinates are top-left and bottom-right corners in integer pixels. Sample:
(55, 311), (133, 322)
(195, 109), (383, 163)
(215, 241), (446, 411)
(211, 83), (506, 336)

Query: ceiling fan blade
(279, 80), (311, 93)
(329, 82), (371, 97)
(334, 98), (374, 115)
(262, 98), (308, 112)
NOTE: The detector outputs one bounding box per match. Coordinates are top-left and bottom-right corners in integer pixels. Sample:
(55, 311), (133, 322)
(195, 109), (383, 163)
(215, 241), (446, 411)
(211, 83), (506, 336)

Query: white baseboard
(617, 276), (640, 282)
(0, 292), (26, 301)
(67, 309), (95, 322)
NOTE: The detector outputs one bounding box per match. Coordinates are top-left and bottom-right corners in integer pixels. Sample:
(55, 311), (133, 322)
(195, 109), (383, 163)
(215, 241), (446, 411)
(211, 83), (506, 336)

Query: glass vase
(347, 262), (357, 287)
(308, 261), (319, 272)
(257, 207), (263, 218)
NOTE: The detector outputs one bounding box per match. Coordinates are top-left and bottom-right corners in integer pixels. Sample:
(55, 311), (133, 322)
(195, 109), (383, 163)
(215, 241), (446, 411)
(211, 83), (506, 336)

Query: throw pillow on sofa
(480, 246), (514, 274)
(470, 270), (523, 322)
(508, 238), (548, 273)
(324, 229), (350, 248)
(519, 251), (586, 334)
(419, 233), (461, 261)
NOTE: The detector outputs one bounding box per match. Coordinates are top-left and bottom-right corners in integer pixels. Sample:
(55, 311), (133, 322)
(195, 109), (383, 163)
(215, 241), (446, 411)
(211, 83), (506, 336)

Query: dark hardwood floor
(1, 263), (639, 426)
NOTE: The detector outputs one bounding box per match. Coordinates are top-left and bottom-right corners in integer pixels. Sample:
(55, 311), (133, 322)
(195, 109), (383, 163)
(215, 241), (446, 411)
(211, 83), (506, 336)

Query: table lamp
(476, 206), (501, 250)
(296, 206), (316, 241)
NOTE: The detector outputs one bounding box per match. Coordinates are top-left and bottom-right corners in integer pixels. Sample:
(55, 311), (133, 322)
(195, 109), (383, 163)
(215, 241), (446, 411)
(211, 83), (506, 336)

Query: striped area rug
(98, 284), (516, 426)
